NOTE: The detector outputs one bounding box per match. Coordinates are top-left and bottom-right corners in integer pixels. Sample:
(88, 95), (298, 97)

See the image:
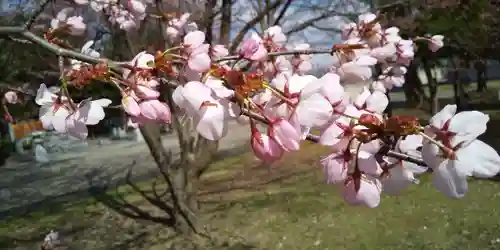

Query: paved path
(0, 122), (251, 214)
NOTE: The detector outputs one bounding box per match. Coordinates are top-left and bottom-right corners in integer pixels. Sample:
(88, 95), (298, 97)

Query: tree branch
(0, 27), (128, 68)
(273, 0), (293, 26)
(229, 0), (283, 53)
(284, 8), (356, 36)
(203, 0), (217, 44)
(24, 0), (52, 30)
(215, 48), (333, 62)
(219, 0), (232, 45)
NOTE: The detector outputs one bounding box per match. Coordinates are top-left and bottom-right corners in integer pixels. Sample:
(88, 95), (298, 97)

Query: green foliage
(419, 0), (491, 48)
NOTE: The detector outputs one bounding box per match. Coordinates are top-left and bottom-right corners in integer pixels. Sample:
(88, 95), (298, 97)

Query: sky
(0, 0), (32, 13)
(230, 0), (369, 69)
(1, 0), (370, 70)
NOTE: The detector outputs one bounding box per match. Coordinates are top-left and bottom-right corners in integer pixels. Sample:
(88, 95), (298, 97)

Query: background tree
(379, 0), (500, 113)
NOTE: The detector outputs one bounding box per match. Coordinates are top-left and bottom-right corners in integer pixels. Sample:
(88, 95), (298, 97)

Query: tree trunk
(139, 124), (200, 235)
(219, 0), (232, 45)
(404, 60), (427, 108)
(421, 57), (439, 114)
(475, 60), (487, 92)
(450, 56), (468, 112)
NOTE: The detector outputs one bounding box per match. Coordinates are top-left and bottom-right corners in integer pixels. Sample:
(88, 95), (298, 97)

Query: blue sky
(1, 0), (369, 69)
(230, 0), (368, 68)
(0, 0), (32, 13)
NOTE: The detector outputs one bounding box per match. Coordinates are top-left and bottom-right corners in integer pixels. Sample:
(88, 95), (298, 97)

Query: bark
(122, 1), (221, 236)
(450, 56), (468, 111)
(139, 124), (199, 234)
(475, 60), (488, 92)
(203, 0), (216, 44)
(219, 0), (232, 45)
(405, 60), (428, 109)
(421, 57), (439, 114)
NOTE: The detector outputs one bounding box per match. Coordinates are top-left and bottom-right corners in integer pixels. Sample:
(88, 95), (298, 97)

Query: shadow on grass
(0, 145), (261, 249)
(86, 146), (308, 249)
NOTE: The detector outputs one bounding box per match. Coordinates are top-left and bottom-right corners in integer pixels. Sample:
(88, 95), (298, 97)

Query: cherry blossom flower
(70, 40), (100, 70)
(183, 31), (211, 72)
(332, 55), (378, 82)
(173, 81), (234, 140)
(341, 174), (382, 208)
(166, 13), (198, 41)
(50, 98), (111, 139)
(262, 26), (287, 51)
(51, 8), (86, 36)
(382, 135), (428, 195)
(291, 43), (312, 74)
(128, 0), (147, 20)
(421, 105), (498, 198)
(123, 51), (155, 79)
(239, 33), (268, 61)
(320, 148), (351, 184)
(251, 123), (283, 163)
(428, 35), (444, 52)
(268, 118), (301, 152)
(3, 91), (18, 104)
(294, 73), (345, 128)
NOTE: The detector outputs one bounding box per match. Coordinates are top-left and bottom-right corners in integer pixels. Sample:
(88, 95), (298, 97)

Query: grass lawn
(1, 136), (500, 249)
(390, 80), (500, 100)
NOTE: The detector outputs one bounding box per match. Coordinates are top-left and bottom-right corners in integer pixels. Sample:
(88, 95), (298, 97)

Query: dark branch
(24, 0), (52, 30)
(273, 0), (293, 26)
(229, 0), (283, 53)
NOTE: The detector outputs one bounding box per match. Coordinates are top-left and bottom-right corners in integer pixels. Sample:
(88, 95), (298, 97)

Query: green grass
(1, 141), (500, 249)
(390, 80), (500, 100)
(210, 174), (500, 250)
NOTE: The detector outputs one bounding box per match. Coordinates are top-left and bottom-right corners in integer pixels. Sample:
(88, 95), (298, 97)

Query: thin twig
(215, 48), (333, 62)
(24, 0), (52, 30)
(0, 27), (128, 69)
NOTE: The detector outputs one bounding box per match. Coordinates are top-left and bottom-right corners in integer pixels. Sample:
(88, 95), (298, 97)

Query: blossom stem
(107, 70), (122, 79)
(110, 79), (125, 92)
(418, 132), (452, 154)
(337, 112), (359, 121)
(163, 46), (182, 55)
(166, 53), (187, 61)
(262, 83), (295, 107)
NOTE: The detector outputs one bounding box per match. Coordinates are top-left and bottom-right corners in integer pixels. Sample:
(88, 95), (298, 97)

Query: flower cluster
(3, 9), (499, 209)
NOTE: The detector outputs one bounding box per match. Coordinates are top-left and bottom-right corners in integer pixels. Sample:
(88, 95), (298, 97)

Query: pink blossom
(210, 45), (229, 58)
(166, 13), (197, 40)
(128, 0), (147, 20)
(421, 105), (498, 198)
(251, 125), (283, 163)
(263, 26), (287, 49)
(341, 175), (382, 208)
(239, 33), (268, 61)
(51, 9), (86, 35)
(332, 55), (378, 82)
(320, 149), (350, 184)
(3, 91), (18, 104)
(183, 31), (211, 72)
(268, 118), (301, 152)
(428, 35), (444, 52)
